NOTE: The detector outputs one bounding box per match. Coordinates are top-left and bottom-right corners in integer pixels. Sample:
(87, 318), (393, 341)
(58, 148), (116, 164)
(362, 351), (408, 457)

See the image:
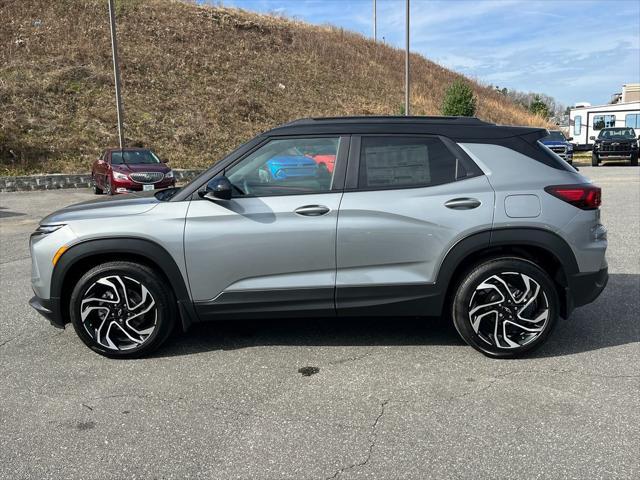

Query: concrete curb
(0, 169), (203, 192)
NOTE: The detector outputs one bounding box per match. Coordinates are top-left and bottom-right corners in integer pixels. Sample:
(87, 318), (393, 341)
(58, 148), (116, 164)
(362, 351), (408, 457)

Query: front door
(184, 136), (349, 319)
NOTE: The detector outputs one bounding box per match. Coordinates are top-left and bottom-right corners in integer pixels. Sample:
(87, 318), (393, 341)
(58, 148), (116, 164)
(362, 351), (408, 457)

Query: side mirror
(199, 176), (232, 201)
(567, 137), (573, 141)
(589, 136), (595, 140)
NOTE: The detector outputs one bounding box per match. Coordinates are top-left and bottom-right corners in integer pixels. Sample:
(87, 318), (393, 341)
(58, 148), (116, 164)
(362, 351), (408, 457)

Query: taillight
(545, 184), (601, 210)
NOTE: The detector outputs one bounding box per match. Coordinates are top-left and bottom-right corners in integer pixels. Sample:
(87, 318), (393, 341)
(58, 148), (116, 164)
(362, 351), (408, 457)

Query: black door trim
(193, 287), (336, 320)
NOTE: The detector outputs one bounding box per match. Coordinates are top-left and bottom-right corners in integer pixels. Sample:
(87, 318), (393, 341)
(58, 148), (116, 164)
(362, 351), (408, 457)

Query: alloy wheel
(468, 272), (549, 350)
(80, 275), (157, 351)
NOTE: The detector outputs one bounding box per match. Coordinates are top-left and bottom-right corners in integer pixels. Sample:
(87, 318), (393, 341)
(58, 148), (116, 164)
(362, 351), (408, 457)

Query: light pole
(108, 0), (125, 148)
(405, 0), (410, 116)
(373, 0), (377, 41)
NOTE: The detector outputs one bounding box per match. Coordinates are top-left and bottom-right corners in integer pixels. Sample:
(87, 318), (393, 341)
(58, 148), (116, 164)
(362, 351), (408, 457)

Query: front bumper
(29, 295), (65, 329)
(596, 153), (634, 160)
(564, 265), (608, 317)
(111, 178), (175, 194)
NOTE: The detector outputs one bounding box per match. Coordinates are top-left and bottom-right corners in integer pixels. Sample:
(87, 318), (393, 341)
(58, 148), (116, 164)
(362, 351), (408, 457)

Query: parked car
(30, 117), (608, 359)
(92, 148), (175, 195)
(540, 130), (574, 164)
(259, 155), (319, 181)
(591, 127), (639, 166)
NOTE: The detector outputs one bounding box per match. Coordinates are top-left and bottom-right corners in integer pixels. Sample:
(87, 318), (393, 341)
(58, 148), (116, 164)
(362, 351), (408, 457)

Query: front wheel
(69, 261), (176, 358)
(630, 152), (638, 166)
(591, 153), (599, 166)
(451, 257), (559, 358)
(93, 175), (103, 195)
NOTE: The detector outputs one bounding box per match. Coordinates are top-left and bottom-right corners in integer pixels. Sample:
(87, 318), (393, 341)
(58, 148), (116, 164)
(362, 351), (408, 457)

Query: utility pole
(405, 0), (410, 116)
(373, 0), (377, 41)
(108, 0), (125, 148)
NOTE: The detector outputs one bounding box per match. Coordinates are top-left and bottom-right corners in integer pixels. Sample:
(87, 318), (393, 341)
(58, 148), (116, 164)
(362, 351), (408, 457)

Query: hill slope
(1, 0), (549, 175)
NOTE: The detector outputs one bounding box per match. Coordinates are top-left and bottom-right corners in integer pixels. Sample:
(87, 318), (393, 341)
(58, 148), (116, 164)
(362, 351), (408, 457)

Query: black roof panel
(265, 116), (546, 141)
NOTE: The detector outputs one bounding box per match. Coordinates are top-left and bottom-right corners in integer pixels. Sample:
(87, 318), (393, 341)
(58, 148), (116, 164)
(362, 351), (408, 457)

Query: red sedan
(92, 148), (175, 195)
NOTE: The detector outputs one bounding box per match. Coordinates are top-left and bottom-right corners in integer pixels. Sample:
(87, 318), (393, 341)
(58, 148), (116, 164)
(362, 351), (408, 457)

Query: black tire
(631, 152), (638, 166)
(591, 153), (599, 166)
(105, 177), (113, 195)
(93, 175), (103, 195)
(69, 261), (176, 358)
(451, 257), (559, 358)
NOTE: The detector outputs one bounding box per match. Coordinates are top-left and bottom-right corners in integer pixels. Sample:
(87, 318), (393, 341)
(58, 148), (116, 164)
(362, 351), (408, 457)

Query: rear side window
(593, 115), (615, 130)
(358, 136), (461, 189)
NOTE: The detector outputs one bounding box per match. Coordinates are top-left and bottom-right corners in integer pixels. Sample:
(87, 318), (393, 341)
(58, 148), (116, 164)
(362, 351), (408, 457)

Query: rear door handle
(444, 198), (481, 210)
(294, 205), (330, 216)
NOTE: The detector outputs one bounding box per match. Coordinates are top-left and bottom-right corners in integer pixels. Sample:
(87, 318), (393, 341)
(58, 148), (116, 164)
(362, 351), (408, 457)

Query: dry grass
(0, 0), (551, 175)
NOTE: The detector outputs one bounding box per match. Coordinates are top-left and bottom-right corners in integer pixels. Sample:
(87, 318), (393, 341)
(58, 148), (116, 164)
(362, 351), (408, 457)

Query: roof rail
(284, 116), (493, 126)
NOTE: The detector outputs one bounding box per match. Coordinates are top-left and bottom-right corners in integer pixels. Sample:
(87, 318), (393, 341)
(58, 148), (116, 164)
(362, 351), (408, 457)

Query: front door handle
(294, 205), (330, 216)
(444, 198), (481, 210)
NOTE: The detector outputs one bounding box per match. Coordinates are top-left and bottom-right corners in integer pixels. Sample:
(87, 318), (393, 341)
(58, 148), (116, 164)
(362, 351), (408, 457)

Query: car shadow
(153, 273), (639, 359)
(0, 206), (26, 219)
(598, 161), (637, 167)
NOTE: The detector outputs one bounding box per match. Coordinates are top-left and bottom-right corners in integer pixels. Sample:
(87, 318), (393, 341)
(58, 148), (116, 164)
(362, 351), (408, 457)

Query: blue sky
(203, 0), (640, 107)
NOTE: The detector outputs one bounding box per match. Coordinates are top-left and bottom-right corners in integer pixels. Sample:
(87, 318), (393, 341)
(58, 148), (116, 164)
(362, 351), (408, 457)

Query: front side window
(625, 114), (640, 129)
(574, 115), (582, 135)
(593, 115), (615, 130)
(226, 137), (339, 196)
(358, 136), (460, 189)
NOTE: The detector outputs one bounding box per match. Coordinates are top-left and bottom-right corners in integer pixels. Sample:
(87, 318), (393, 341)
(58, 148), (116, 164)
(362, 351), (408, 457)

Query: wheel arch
(436, 228), (579, 318)
(52, 237), (196, 330)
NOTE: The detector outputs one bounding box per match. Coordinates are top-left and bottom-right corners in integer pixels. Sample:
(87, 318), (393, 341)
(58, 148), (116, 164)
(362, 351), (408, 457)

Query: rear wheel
(451, 257), (559, 358)
(69, 261), (176, 358)
(591, 153), (599, 166)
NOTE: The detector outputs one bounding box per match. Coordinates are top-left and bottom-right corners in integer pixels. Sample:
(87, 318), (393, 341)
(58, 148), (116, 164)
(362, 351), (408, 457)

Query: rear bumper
(29, 295), (65, 329)
(564, 265), (608, 317)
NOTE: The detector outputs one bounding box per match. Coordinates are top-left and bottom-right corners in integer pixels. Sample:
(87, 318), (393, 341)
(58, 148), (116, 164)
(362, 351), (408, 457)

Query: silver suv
(29, 117), (608, 358)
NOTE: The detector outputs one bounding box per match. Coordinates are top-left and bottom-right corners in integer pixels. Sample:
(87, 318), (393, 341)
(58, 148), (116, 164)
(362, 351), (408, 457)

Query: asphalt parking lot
(1, 166), (638, 479)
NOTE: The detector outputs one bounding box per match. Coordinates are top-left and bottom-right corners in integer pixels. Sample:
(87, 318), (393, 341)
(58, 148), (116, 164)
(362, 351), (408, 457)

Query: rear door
(336, 135), (494, 315)
(184, 136), (349, 319)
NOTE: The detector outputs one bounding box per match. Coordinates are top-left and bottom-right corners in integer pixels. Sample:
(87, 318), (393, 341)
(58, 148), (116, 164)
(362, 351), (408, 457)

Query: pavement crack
(325, 399), (388, 480)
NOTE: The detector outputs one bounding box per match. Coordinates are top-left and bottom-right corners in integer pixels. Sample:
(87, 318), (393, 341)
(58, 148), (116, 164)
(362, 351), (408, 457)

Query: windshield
(111, 150), (161, 165)
(598, 128), (636, 140)
(543, 131), (567, 142)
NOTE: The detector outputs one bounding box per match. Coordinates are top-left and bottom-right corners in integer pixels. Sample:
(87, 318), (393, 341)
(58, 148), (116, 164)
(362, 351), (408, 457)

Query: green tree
(441, 80), (477, 117)
(529, 95), (550, 118)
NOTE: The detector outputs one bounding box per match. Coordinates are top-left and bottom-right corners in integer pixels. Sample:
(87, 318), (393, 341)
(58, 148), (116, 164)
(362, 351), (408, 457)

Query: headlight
(112, 171), (129, 180)
(566, 144), (573, 151)
(32, 224), (65, 237)
(165, 170), (174, 179)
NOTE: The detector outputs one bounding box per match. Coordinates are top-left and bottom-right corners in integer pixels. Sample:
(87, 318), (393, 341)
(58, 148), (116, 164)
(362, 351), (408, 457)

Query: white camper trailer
(569, 101), (640, 150)
(569, 84), (640, 150)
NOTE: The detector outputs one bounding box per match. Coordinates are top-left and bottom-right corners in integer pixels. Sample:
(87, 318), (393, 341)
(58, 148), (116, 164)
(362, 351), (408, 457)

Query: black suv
(591, 127), (639, 166)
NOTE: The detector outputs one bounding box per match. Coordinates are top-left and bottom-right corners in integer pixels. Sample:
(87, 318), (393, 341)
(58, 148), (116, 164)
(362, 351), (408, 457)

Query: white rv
(569, 84), (640, 150)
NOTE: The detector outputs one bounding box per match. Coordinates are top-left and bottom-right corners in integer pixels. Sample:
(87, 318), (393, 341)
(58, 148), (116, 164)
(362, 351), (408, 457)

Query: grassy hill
(0, 0), (550, 175)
